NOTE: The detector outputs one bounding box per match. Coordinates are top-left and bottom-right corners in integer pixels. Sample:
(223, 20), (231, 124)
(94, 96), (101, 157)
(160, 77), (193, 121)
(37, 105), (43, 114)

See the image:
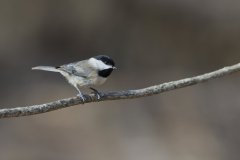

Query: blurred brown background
(0, 0), (240, 160)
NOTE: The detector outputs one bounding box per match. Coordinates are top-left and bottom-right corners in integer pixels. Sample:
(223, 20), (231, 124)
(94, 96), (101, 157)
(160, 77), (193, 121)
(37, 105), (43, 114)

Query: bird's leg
(74, 85), (85, 103)
(89, 87), (101, 100)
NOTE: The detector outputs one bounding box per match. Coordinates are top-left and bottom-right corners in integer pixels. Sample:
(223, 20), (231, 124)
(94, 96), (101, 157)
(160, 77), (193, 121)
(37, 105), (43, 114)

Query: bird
(32, 55), (116, 102)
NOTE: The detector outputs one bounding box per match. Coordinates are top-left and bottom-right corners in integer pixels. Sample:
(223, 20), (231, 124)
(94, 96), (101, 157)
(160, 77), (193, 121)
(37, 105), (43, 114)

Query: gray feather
(58, 60), (94, 78)
(32, 66), (60, 72)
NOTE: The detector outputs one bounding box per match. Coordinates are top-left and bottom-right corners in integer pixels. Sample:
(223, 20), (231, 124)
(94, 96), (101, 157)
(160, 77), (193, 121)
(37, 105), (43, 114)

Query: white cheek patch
(88, 58), (111, 70)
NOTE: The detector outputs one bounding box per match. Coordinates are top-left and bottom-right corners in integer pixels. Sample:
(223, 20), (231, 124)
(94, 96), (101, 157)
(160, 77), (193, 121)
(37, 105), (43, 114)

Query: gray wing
(58, 60), (94, 78)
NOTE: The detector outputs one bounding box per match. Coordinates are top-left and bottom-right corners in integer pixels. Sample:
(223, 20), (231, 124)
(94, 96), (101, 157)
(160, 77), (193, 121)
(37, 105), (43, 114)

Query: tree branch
(1, 63), (240, 119)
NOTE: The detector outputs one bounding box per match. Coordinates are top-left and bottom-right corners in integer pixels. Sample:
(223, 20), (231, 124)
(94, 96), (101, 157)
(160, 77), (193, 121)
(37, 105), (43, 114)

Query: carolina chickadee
(32, 55), (116, 101)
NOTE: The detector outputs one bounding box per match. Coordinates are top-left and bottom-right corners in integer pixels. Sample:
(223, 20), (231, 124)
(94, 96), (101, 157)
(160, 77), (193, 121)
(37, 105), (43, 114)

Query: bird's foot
(89, 87), (101, 100)
(77, 93), (85, 103)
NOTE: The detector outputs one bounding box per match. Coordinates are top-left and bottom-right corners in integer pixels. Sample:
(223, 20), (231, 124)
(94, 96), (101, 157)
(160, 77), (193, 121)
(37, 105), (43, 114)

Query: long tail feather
(32, 66), (60, 72)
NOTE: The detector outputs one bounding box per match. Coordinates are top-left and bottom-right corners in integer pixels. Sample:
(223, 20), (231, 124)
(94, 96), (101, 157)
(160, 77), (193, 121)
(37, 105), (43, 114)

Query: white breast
(94, 76), (107, 85)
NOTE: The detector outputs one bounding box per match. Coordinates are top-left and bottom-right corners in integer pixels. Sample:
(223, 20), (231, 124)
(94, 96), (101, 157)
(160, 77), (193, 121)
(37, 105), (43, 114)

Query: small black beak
(113, 66), (117, 70)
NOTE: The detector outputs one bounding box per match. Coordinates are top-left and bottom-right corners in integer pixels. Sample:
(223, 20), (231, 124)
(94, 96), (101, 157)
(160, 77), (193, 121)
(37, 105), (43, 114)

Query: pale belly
(67, 74), (107, 87)
(60, 71), (107, 87)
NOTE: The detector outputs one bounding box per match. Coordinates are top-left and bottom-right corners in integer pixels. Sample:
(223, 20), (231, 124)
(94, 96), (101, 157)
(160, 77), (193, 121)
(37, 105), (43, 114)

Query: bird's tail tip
(32, 66), (39, 70)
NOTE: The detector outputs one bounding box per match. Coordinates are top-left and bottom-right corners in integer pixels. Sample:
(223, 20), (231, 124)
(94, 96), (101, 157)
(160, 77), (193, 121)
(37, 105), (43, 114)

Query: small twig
(1, 63), (240, 118)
